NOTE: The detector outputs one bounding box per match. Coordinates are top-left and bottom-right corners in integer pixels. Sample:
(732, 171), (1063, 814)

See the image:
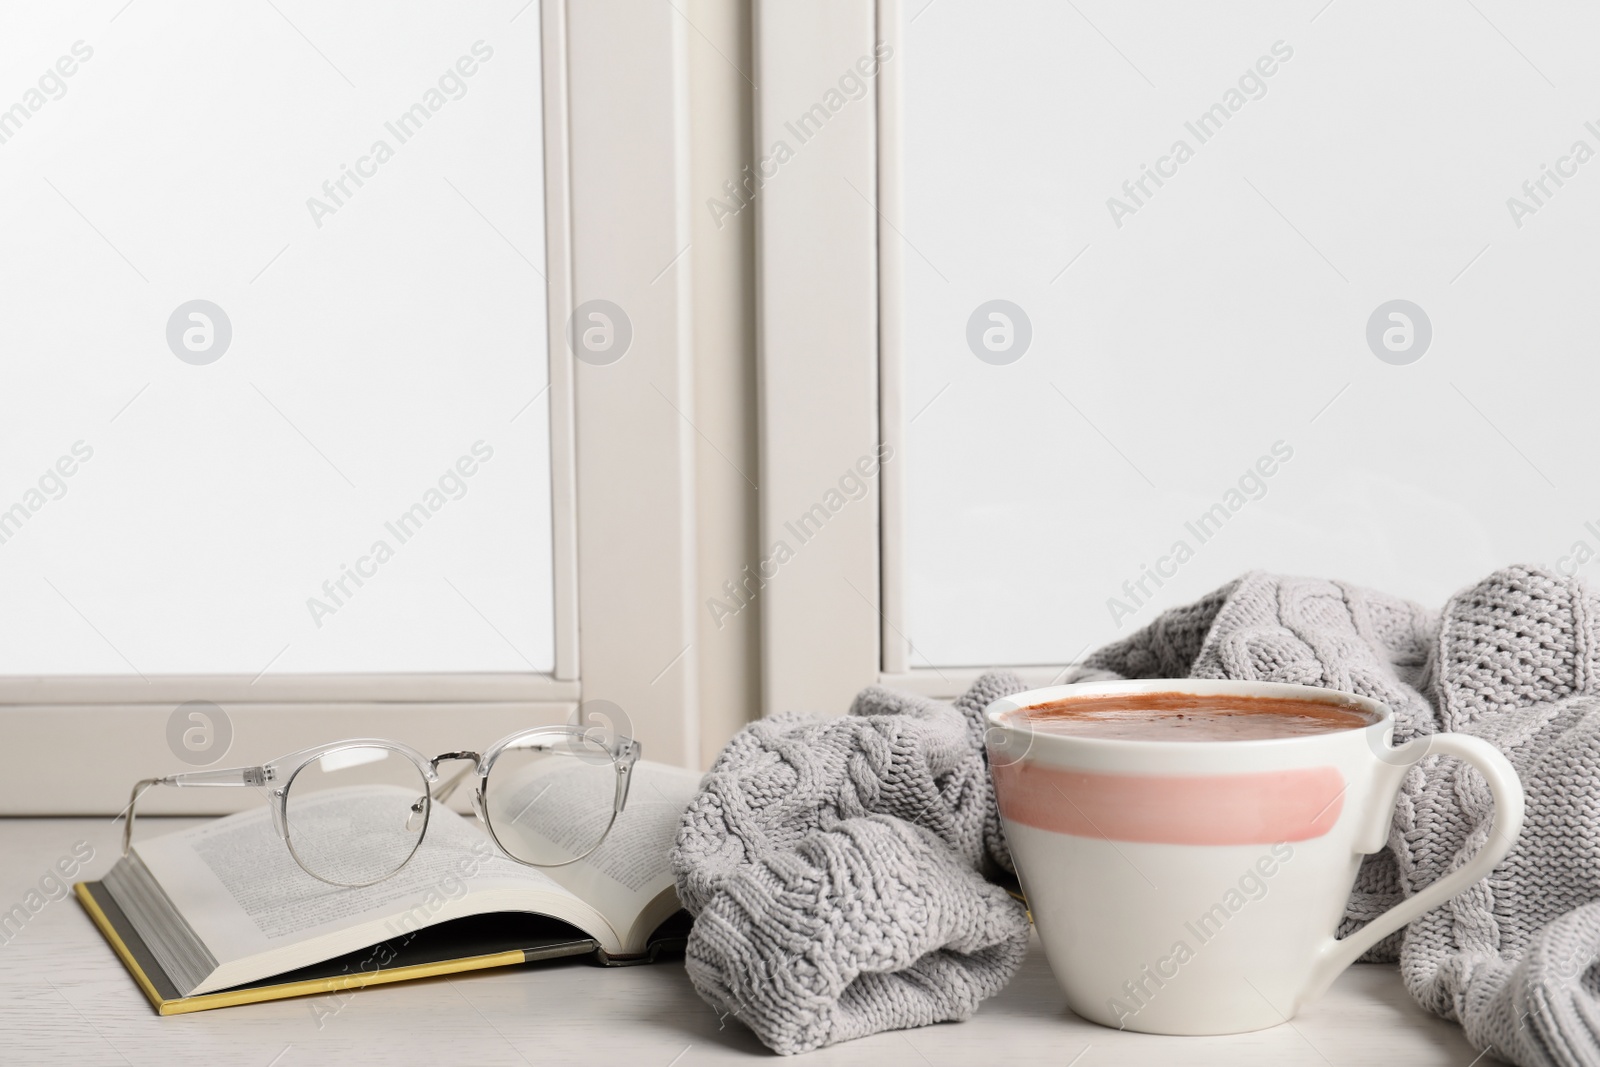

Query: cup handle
(1305, 732), (1525, 999)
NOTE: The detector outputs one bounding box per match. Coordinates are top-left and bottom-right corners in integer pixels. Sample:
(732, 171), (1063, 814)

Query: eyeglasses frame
(121, 725), (643, 888)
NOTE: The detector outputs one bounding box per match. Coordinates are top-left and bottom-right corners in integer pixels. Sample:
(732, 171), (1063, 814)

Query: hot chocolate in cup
(1016, 689), (1375, 742)
(983, 679), (1524, 1036)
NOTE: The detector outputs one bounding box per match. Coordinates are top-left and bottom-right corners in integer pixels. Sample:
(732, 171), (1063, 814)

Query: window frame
(752, 0), (884, 718)
(754, 0), (1071, 715)
(3, 0), (702, 813)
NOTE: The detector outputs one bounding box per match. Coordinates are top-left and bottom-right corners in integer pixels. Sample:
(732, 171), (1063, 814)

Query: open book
(78, 760), (701, 1015)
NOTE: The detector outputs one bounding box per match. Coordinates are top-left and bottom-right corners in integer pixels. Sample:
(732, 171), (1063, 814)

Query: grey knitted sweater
(672, 675), (1032, 1054)
(673, 566), (1600, 1064)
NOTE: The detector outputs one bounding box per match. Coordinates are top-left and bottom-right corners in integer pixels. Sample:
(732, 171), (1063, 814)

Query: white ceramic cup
(983, 679), (1524, 1036)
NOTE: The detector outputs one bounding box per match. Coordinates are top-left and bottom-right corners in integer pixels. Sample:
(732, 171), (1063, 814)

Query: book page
(492, 760), (701, 949)
(131, 788), (597, 970)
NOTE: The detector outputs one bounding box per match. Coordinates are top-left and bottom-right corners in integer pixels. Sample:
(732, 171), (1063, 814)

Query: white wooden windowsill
(0, 818), (1487, 1066)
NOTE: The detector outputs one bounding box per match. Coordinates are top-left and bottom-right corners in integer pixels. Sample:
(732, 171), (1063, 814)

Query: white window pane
(0, 2), (553, 675)
(902, 2), (1598, 666)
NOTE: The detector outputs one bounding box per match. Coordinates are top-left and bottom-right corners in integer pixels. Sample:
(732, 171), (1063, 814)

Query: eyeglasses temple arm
(613, 739), (642, 813)
(121, 779), (162, 857)
(120, 765), (270, 856)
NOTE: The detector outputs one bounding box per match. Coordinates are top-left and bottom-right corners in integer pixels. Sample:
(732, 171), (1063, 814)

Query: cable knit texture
(672, 672), (1031, 1055)
(675, 566), (1600, 1063)
(1075, 567), (1600, 1067)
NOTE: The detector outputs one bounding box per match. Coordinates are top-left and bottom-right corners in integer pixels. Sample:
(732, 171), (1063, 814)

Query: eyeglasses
(122, 726), (642, 888)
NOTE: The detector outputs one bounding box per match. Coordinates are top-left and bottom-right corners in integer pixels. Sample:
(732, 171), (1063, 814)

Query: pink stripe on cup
(991, 761), (1345, 845)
